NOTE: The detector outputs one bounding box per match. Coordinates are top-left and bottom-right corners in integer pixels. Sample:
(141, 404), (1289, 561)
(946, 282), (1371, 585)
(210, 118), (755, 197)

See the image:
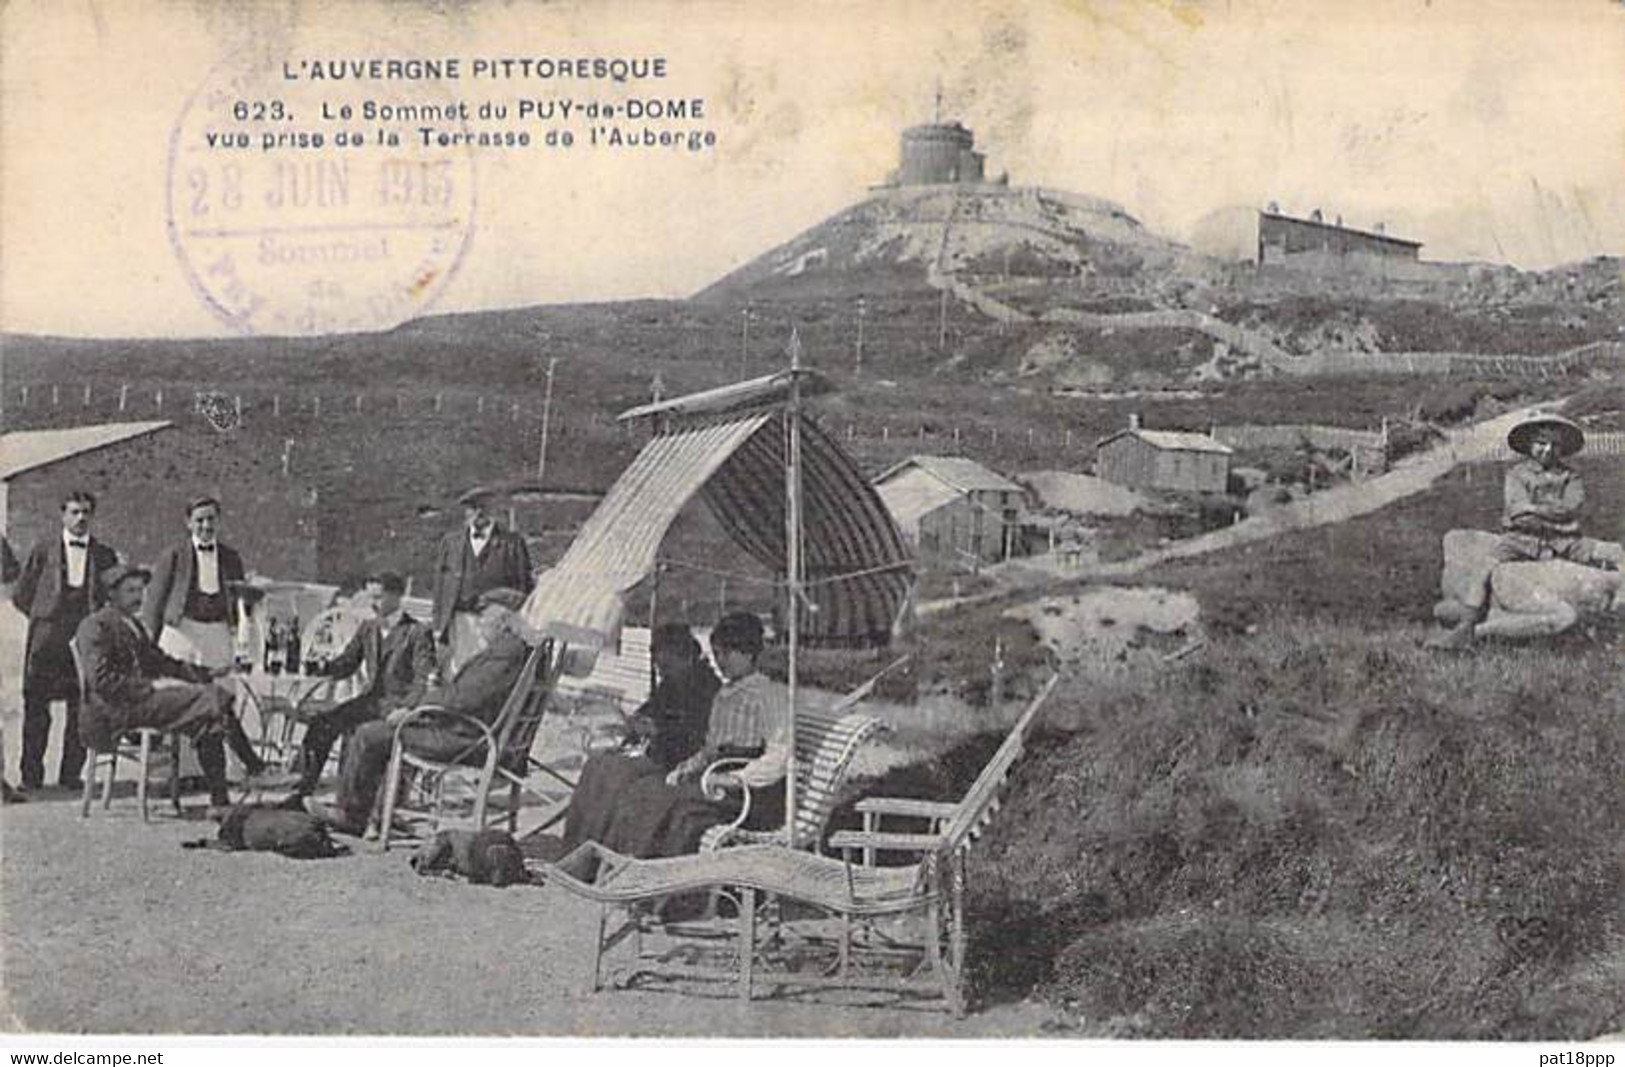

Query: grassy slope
(1142, 454), (1625, 632)
(864, 449), (1624, 1036)
(965, 623), (1623, 1038)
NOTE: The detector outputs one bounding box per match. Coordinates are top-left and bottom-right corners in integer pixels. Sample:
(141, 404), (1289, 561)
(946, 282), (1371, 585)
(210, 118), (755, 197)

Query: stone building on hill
(1192, 204), (1427, 279)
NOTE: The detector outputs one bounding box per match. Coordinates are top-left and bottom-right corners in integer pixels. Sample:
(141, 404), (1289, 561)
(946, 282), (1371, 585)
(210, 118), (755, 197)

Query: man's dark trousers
(296, 695), (387, 794)
(335, 719), (486, 826)
(21, 623), (86, 788)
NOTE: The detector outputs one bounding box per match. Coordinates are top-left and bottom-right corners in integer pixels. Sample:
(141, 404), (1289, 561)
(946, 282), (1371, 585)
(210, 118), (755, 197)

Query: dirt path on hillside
(922, 236), (1295, 366)
(920, 405), (1541, 615)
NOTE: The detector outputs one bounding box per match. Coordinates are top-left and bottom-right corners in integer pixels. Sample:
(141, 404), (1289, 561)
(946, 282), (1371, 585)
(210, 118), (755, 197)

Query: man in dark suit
(75, 564), (297, 808)
(292, 571), (437, 796)
(307, 588), (534, 835)
(11, 490), (120, 790)
(142, 496), (246, 672)
(432, 487), (533, 673)
(3, 535), (23, 803)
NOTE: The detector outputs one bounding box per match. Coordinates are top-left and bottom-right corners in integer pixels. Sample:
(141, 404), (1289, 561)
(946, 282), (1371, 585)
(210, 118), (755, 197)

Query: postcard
(2, 0), (1622, 1047)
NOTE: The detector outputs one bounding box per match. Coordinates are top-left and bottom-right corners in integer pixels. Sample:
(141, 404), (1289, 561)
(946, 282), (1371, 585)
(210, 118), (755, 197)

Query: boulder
(1435, 528), (1624, 641)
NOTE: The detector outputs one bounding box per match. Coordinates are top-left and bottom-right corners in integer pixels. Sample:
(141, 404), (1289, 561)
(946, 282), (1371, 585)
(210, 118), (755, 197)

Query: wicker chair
(378, 640), (561, 849)
(535, 675), (1060, 1016)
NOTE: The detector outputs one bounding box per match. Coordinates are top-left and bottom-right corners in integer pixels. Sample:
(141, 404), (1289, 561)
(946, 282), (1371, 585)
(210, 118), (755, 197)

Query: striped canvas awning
(521, 392), (912, 661)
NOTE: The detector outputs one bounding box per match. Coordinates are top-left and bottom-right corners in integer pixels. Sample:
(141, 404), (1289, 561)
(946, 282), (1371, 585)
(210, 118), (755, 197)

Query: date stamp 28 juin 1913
(165, 44), (478, 336)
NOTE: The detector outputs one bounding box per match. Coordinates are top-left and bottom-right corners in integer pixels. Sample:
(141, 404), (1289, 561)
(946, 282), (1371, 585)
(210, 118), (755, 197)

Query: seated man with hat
(74, 563), (297, 809)
(305, 587), (534, 836)
(291, 571), (437, 798)
(431, 487), (534, 675)
(1434, 412), (1616, 646)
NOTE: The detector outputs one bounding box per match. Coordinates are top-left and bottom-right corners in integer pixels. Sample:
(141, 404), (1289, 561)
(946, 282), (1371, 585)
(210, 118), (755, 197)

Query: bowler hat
(1507, 413), (1585, 458)
(476, 587), (527, 612)
(100, 562), (152, 591)
(458, 486), (497, 508)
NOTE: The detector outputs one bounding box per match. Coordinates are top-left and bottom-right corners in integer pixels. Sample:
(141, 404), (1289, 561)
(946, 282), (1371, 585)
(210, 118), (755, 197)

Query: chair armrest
(699, 757), (752, 803)
(829, 829), (948, 856)
(853, 797), (959, 821)
(392, 705), (498, 763)
(697, 757), (754, 850)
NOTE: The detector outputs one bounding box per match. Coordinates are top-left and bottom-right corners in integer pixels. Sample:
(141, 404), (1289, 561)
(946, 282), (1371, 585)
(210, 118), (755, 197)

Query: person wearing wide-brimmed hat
(74, 563), (297, 809)
(430, 486), (534, 674)
(1435, 412), (1612, 646)
(1500, 413), (1599, 555)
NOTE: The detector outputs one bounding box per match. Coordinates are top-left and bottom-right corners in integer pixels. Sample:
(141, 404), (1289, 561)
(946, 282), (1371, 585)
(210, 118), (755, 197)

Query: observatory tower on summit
(882, 89), (1005, 187)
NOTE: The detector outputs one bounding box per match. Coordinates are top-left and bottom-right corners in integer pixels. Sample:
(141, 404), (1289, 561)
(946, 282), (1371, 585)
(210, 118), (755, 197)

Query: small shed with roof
(873, 455), (1024, 566)
(1096, 422), (1232, 494)
(0, 422), (174, 536)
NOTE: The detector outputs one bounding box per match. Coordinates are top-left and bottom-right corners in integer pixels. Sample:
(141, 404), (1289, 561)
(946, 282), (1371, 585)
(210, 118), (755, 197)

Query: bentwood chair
(69, 638), (183, 821)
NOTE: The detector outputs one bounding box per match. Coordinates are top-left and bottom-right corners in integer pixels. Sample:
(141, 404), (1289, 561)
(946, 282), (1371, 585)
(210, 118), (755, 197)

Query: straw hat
(1506, 413), (1585, 458)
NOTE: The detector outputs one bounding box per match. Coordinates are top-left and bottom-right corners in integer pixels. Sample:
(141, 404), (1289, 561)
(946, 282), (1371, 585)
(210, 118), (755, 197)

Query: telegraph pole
(855, 297), (867, 377)
(739, 307), (752, 379)
(537, 356), (558, 482)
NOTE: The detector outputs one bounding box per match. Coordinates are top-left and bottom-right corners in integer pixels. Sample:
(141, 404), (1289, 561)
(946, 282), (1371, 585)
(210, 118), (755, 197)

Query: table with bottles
(232, 609), (353, 772)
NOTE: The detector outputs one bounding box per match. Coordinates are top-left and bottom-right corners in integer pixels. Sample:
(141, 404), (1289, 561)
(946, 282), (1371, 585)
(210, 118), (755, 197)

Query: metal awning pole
(783, 330), (804, 847)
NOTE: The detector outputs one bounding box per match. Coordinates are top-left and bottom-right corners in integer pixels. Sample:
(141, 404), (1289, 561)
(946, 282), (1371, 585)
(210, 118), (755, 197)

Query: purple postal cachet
(166, 45), (477, 336)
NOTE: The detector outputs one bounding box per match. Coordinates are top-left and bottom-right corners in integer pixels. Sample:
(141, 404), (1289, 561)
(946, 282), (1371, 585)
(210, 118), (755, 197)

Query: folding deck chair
(378, 639), (570, 849)
(531, 675), (1060, 1016)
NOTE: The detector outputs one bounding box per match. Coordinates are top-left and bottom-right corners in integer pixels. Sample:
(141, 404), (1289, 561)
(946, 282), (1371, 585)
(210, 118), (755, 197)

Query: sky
(2, 0), (1622, 338)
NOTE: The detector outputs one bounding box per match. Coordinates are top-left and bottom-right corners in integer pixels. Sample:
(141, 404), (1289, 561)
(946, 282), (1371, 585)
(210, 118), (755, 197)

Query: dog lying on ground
(410, 829), (528, 887)
(183, 801), (347, 859)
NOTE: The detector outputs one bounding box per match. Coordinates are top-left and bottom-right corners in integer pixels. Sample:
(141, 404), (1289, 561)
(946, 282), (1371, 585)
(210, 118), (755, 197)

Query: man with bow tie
(431, 487), (533, 673)
(141, 496), (247, 672)
(10, 491), (120, 791)
(291, 571), (436, 797)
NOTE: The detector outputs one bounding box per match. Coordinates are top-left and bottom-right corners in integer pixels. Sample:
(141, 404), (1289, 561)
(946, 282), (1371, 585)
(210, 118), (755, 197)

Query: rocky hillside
(698, 184), (1622, 384)
(698, 185), (1216, 302)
